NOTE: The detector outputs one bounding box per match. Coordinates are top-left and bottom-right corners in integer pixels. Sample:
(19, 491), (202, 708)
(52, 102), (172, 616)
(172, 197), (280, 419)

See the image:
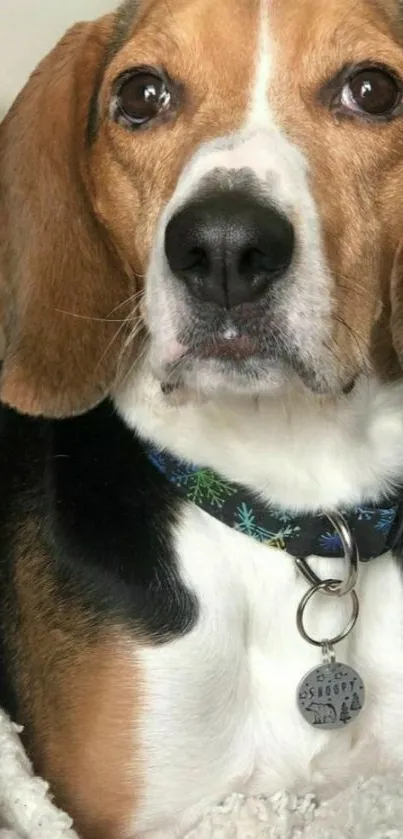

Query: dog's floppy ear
(0, 17), (131, 417)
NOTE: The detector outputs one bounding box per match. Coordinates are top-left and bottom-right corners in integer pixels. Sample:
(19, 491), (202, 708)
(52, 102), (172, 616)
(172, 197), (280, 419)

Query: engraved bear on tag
(297, 662), (365, 730)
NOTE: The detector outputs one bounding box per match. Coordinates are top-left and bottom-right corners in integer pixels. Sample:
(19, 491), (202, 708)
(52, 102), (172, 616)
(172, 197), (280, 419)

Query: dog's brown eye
(115, 69), (172, 128)
(342, 68), (401, 116)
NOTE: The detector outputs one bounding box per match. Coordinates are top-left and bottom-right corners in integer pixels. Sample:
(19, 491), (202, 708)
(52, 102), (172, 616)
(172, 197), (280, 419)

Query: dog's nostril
(184, 246), (210, 276)
(239, 247), (260, 278)
(238, 246), (292, 280)
(239, 247), (269, 279)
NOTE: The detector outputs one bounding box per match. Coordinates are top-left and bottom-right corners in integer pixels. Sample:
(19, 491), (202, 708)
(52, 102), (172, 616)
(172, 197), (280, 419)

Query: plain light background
(0, 0), (114, 115)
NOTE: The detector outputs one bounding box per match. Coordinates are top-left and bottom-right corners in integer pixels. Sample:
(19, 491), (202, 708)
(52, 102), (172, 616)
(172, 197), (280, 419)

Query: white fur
(115, 368), (403, 838)
(113, 5), (403, 837)
(247, 0), (272, 127)
(2, 708), (403, 839)
(118, 371), (403, 511)
(110, 8), (403, 833)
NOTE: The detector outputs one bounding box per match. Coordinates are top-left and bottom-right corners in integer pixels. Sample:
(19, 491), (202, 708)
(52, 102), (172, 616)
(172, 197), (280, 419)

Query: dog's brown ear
(0, 17), (130, 418)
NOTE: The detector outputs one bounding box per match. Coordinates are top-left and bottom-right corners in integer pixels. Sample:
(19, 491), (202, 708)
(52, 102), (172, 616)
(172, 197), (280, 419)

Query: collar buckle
(294, 512), (359, 595)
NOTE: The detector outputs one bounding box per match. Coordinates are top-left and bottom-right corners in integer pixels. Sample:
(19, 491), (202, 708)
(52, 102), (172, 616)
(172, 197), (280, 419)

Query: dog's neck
(115, 368), (403, 514)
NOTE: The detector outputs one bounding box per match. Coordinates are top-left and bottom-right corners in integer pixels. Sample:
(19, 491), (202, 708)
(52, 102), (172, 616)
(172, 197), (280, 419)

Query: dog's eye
(340, 67), (401, 117)
(114, 69), (172, 128)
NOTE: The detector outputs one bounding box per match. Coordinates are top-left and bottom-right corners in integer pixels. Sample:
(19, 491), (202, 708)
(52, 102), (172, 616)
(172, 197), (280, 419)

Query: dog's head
(2, 0), (403, 416)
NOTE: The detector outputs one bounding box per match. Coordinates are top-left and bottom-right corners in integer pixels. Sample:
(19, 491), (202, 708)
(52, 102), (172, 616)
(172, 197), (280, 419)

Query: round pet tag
(297, 661), (365, 730)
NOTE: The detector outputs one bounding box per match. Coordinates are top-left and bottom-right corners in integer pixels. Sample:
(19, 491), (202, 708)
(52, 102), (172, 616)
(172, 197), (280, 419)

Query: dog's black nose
(164, 191), (295, 308)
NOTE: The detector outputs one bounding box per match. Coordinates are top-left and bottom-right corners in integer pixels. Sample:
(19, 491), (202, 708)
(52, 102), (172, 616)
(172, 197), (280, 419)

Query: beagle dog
(3, 0), (403, 837)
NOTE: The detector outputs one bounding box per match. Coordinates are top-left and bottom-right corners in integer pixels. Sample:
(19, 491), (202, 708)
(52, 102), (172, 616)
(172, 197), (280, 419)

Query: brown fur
(3, 1), (403, 837)
(8, 519), (141, 839)
(0, 17), (132, 418)
(268, 0), (403, 382)
(0, 0), (262, 418)
(89, 0), (260, 274)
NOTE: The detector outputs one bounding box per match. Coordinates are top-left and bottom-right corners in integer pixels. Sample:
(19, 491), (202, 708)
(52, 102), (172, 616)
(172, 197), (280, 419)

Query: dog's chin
(169, 360), (287, 398)
(156, 351), (337, 401)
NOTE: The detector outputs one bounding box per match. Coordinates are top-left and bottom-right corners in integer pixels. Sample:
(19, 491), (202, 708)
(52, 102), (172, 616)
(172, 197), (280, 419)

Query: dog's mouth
(190, 334), (261, 360)
(156, 329), (352, 400)
(176, 313), (282, 364)
(150, 305), (349, 398)
(156, 328), (293, 397)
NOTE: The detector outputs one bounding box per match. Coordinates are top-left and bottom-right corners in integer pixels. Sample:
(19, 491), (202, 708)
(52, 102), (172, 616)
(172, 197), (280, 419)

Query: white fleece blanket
(1, 709), (402, 839)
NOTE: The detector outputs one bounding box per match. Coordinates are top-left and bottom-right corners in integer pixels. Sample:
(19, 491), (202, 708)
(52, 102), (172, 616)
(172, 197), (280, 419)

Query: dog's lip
(189, 335), (260, 360)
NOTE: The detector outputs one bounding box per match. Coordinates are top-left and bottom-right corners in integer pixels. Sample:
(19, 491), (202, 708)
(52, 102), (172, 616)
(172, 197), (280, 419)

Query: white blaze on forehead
(247, 0), (273, 128)
(164, 0), (290, 207)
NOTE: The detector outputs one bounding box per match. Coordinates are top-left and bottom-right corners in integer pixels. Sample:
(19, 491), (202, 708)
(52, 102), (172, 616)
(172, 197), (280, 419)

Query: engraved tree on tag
(350, 692), (362, 712)
(339, 702), (351, 725)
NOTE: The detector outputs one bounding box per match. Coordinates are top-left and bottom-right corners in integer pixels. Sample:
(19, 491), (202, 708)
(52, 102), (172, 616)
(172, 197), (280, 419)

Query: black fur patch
(87, 0), (140, 143)
(0, 401), (197, 713)
(107, 0), (141, 63)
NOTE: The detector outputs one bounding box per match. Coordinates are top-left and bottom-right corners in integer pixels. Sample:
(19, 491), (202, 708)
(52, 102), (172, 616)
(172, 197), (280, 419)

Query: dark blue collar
(147, 447), (403, 561)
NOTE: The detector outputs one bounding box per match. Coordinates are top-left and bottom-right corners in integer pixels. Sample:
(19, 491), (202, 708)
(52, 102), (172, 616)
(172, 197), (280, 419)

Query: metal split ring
(296, 579), (360, 648)
(294, 512), (359, 597)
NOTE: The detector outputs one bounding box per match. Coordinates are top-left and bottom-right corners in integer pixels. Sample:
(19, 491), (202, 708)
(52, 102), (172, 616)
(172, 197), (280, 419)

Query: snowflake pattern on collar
(147, 447), (400, 560)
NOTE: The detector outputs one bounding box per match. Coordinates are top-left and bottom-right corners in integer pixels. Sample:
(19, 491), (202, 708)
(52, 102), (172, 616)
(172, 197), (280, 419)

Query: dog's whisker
(95, 314), (143, 372)
(107, 288), (145, 317)
(331, 313), (368, 361)
(55, 308), (131, 323)
(332, 274), (381, 304)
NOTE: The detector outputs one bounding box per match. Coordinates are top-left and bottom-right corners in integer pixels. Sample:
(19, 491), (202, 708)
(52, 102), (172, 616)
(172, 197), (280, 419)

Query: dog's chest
(131, 504), (403, 836)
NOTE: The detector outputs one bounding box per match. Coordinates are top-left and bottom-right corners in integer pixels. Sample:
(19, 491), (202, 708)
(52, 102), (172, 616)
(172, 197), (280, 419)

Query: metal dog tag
(297, 661), (365, 730)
